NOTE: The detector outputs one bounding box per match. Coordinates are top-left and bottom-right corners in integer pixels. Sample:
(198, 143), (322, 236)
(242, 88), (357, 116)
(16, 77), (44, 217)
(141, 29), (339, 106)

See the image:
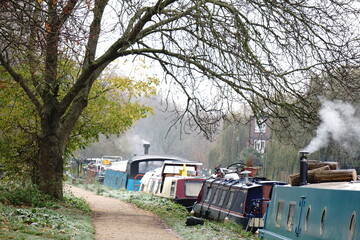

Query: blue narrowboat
(260, 151), (360, 239)
(260, 182), (360, 240)
(103, 154), (195, 191)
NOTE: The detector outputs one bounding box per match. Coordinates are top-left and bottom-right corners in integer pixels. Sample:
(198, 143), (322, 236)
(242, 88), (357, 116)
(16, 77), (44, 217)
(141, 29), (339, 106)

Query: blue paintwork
(126, 178), (142, 191)
(260, 182), (360, 240)
(103, 169), (127, 189)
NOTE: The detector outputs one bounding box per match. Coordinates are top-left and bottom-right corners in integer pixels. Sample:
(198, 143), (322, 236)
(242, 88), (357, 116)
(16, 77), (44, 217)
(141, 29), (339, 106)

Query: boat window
(163, 165), (196, 174)
(349, 212), (356, 240)
(218, 190), (226, 207)
(150, 181), (155, 193)
(155, 182), (160, 194)
(304, 206), (311, 232)
(238, 190), (246, 211)
(320, 208), (326, 236)
(170, 181), (176, 197)
(205, 187), (213, 203)
(286, 202), (296, 231)
(212, 189), (220, 204)
(275, 200), (284, 228)
(184, 181), (203, 197)
(226, 191), (235, 209)
(138, 160), (164, 174)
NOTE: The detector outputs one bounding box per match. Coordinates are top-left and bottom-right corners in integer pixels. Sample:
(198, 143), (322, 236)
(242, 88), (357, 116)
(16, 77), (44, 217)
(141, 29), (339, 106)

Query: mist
(303, 99), (360, 154)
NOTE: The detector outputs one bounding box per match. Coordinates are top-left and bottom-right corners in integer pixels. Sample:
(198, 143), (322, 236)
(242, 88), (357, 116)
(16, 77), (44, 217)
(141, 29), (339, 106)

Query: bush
(0, 182), (56, 207)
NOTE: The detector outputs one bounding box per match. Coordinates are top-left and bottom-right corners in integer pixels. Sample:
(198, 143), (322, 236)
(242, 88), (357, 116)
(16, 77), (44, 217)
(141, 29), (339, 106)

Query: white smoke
(303, 99), (360, 154)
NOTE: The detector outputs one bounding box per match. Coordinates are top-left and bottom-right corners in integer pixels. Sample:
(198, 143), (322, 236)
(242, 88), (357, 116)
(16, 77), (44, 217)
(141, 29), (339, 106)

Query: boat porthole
(304, 206), (311, 232)
(349, 212), (356, 240)
(320, 208), (326, 236)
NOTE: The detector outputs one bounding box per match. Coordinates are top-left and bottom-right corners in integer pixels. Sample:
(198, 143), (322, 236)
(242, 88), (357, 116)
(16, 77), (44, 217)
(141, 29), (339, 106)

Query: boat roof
(204, 177), (288, 189)
(162, 161), (202, 166)
(301, 181), (360, 191)
(204, 177), (262, 189)
(127, 154), (195, 164)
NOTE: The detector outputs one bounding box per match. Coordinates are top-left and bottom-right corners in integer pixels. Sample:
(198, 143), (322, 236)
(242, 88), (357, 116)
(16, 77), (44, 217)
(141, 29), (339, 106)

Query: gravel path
(67, 185), (182, 240)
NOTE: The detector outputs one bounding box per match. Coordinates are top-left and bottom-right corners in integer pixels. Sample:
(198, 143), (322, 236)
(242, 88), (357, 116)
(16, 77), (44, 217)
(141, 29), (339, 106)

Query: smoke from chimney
(303, 99), (360, 154)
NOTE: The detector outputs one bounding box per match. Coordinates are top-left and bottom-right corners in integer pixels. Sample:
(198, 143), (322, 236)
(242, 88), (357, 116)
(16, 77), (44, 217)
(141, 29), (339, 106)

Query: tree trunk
(39, 135), (64, 199)
(38, 108), (64, 199)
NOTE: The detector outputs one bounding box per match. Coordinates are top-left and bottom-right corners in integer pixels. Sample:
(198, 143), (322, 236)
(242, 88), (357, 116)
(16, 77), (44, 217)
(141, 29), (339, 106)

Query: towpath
(67, 185), (182, 240)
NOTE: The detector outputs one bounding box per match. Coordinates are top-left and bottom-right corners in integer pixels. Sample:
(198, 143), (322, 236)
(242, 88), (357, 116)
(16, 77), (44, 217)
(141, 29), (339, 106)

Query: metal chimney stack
(299, 150), (309, 186)
(143, 143), (150, 154)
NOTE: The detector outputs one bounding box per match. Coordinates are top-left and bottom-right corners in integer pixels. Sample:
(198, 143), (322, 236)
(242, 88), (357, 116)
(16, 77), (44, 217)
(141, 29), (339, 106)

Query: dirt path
(67, 185), (182, 240)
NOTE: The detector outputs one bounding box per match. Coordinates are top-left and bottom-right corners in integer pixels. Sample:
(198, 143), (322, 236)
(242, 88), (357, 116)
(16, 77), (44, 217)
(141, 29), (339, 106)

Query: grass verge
(75, 181), (258, 240)
(0, 182), (94, 240)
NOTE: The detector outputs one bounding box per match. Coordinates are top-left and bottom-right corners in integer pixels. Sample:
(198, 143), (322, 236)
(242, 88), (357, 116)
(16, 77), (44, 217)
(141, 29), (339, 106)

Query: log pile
(289, 160), (357, 186)
(307, 160), (339, 170)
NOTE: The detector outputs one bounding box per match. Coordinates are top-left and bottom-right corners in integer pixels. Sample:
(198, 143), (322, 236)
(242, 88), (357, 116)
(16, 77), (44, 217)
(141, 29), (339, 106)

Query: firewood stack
(289, 160), (358, 186)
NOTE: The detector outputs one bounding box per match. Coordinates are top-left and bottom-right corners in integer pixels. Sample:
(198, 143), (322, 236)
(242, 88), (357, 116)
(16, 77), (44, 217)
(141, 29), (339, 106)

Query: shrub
(0, 182), (55, 207)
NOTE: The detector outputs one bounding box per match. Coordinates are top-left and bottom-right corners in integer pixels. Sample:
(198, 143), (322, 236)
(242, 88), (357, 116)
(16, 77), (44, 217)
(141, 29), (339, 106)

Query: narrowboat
(192, 163), (288, 231)
(259, 182), (360, 240)
(103, 154), (195, 191)
(141, 161), (205, 209)
(260, 151), (360, 240)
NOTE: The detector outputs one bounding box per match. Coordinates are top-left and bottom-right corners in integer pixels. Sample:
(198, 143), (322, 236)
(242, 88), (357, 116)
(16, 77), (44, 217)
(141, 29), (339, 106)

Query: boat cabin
(141, 161), (205, 209)
(192, 175), (288, 231)
(260, 182), (360, 240)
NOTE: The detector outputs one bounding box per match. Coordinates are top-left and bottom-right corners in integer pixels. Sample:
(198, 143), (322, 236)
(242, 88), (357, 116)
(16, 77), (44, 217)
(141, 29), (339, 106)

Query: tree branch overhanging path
(0, 0), (359, 198)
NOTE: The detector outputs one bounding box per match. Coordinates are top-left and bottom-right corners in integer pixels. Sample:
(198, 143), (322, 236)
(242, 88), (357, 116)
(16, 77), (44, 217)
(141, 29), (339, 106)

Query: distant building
(248, 116), (271, 154)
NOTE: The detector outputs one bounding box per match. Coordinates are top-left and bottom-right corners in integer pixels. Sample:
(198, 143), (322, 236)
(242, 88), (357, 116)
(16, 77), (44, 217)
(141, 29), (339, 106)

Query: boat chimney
(241, 170), (251, 184)
(143, 143), (150, 154)
(299, 150), (309, 186)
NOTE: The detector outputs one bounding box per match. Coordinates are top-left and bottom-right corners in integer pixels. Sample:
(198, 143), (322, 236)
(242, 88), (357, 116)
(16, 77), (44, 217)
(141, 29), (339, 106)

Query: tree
(208, 119), (248, 168)
(0, 66), (156, 185)
(77, 96), (215, 166)
(1, 0), (359, 198)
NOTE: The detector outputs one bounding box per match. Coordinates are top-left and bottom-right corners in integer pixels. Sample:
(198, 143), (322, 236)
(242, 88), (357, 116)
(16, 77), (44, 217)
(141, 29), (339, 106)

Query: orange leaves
(63, 6), (71, 14)
(86, 0), (91, 9)
(45, 22), (51, 32)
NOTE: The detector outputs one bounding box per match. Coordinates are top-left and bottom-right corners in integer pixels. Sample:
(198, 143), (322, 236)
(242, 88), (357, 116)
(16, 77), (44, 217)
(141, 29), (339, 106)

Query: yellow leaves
(77, 72), (157, 138)
(99, 74), (159, 99)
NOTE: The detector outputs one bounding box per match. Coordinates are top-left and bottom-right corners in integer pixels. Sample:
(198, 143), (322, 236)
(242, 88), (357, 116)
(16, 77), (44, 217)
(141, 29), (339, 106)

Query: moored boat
(192, 163), (288, 231)
(259, 151), (360, 240)
(141, 161), (206, 209)
(104, 154), (194, 191)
